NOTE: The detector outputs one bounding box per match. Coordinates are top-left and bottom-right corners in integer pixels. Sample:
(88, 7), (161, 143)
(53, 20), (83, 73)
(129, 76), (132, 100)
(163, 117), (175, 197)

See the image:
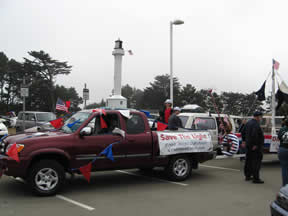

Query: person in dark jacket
(159, 99), (173, 124)
(244, 111), (264, 184)
(239, 119), (247, 161)
(168, 107), (183, 130)
(278, 118), (288, 186)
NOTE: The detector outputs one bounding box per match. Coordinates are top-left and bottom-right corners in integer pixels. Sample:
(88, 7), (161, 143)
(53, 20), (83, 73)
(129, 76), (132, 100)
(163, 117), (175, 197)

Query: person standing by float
(278, 118), (288, 186)
(244, 111), (264, 184)
(159, 99), (173, 124)
(239, 119), (247, 161)
(221, 123), (239, 156)
(168, 107), (183, 130)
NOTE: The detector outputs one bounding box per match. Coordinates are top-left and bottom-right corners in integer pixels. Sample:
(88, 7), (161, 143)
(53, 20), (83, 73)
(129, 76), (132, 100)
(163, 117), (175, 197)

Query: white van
(178, 113), (219, 150)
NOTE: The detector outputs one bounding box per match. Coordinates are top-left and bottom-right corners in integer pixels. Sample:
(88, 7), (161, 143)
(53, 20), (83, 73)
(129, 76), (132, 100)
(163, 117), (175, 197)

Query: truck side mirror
(80, 127), (92, 136)
(112, 127), (125, 138)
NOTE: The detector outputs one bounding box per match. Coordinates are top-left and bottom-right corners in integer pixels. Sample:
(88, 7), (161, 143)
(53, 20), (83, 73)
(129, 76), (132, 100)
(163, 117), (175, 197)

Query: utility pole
(169, 19), (184, 104)
(271, 62), (276, 135)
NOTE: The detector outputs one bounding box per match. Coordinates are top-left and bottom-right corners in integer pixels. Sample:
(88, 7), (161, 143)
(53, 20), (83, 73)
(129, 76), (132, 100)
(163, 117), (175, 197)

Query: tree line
(0, 50), (82, 114)
(89, 74), (284, 116)
(121, 74), (265, 115)
(1, 50), (286, 116)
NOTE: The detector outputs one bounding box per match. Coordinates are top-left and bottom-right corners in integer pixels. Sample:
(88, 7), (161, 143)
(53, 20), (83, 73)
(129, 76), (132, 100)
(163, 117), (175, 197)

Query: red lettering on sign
(160, 134), (178, 140)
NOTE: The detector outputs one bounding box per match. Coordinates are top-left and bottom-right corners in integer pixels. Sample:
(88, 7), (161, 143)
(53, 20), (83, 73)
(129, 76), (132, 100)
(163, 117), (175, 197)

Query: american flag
(56, 98), (68, 112)
(273, 59), (280, 70)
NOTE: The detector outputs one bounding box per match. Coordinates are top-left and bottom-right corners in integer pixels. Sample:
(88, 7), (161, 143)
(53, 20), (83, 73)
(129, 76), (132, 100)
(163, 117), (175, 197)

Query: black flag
(276, 81), (288, 110)
(255, 81), (266, 101)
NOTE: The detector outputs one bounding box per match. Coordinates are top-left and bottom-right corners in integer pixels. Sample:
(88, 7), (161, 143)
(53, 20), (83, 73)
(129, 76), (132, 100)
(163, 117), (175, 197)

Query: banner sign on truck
(157, 131), (213, 156)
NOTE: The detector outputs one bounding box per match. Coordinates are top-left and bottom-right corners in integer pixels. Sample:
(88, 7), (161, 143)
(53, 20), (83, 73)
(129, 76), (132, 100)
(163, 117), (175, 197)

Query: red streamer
(100, 116), (108, 128)
(50, 118), (64, 129)
(6, 143), (20, 163)
(65, 101), (71, 109)
(79, 162), (92, 182)
(157, 122), (168, 131)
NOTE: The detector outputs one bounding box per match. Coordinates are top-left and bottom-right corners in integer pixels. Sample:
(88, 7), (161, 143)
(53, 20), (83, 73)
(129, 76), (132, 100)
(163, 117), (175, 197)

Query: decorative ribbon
(71, 141), (119, 182)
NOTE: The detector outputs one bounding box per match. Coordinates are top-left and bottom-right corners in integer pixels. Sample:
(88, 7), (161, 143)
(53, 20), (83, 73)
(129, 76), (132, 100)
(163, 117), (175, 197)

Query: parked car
(0, 110), (215, 196)
(0, 115), (17, 128)
(16, 111), (56, 132)
(0, 119), (8, 137)
(271, 184), (288, 216)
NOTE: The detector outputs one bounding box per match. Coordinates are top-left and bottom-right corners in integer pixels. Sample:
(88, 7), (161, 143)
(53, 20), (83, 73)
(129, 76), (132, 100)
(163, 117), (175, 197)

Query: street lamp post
(20, 73), (29, 131)
(170, 19), (184, 104)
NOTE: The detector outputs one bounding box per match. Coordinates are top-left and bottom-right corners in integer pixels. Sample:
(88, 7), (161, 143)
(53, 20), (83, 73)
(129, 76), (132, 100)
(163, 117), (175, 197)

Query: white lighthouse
(106, 39), (127, 109)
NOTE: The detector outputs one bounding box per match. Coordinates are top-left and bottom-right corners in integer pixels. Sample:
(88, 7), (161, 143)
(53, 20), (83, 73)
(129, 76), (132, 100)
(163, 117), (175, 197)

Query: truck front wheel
(28, 160), (65, 196)
(166, 155), (192, 181)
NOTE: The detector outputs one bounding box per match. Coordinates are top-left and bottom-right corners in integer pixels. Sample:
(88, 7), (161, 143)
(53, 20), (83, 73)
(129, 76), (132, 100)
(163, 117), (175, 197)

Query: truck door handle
(127, 139), (136, 143)
(113, 139), (122, 142)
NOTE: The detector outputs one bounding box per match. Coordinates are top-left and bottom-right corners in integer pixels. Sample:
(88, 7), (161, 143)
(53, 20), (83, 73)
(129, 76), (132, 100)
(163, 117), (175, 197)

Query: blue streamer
(70, 141), (120, 172)
(67, 119), (80, 128)
(0, 134), (8, 142)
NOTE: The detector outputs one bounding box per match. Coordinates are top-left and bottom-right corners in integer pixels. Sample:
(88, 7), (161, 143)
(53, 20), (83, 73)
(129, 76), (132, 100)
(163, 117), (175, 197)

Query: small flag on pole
(273, 59), (280, 70)
(56, 98), (68, 112)
(276, 81), (288, 109)
(255, 81), (266, 101)
(128, 50), (133, 55)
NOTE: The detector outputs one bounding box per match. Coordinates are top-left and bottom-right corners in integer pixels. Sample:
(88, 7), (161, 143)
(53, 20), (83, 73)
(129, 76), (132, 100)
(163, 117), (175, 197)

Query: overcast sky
(1, 0), (288, 104)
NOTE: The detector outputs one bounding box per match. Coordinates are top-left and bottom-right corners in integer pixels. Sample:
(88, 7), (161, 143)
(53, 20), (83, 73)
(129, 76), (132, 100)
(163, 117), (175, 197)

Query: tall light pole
(170, 19), (184, 104)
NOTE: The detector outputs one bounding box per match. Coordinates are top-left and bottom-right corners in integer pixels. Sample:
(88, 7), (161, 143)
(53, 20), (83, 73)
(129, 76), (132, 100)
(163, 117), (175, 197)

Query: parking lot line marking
(56, 195), (95, 211)
(216, 154), (245, 159)
(116, 170), (188, 186)
(10, 177), (25, 184)
(262, 160), (279, 162)
(199, 165), (240, 172)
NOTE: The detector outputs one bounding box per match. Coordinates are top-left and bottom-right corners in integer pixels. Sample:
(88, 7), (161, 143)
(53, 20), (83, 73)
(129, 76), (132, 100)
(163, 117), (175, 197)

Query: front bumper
(0, 154), (28, 178)
(271, 201), (288, 216)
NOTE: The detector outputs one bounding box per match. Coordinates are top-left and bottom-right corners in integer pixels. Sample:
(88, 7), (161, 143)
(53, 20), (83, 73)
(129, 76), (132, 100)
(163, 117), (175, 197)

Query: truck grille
(0, 139), (7, 154)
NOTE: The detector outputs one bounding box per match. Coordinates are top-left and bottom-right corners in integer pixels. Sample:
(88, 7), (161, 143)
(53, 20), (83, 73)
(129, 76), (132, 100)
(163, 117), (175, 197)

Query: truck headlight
(5, 144), (25, 154)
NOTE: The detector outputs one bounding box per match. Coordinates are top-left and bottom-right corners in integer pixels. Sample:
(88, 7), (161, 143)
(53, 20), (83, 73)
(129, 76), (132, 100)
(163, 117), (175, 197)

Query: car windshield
(36, 113), (56, 122)
(179, 116), (189, 128)
(61, 112), (92, 133)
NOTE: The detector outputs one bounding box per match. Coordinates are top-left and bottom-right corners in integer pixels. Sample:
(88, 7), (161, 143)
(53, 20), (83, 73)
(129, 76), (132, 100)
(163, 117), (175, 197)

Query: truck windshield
(61, 112), (92, 133)
(193, 117), (216, 130)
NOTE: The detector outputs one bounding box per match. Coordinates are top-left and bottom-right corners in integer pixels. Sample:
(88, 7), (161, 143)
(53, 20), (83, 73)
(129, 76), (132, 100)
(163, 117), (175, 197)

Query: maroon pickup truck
(0, 110), (215, 196)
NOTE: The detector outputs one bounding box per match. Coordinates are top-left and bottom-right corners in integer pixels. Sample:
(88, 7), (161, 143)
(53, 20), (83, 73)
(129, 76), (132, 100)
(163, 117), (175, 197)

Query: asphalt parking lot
(0, 154), (281, 216)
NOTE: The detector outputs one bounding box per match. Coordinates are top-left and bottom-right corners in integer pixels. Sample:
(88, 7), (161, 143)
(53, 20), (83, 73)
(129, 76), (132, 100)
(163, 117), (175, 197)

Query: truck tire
(165, 155), (192, 181)
(28, 160), (65, 196)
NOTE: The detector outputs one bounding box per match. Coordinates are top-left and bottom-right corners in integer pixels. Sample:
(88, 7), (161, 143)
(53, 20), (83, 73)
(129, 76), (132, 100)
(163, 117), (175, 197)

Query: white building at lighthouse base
(106, 95), (127, 109)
